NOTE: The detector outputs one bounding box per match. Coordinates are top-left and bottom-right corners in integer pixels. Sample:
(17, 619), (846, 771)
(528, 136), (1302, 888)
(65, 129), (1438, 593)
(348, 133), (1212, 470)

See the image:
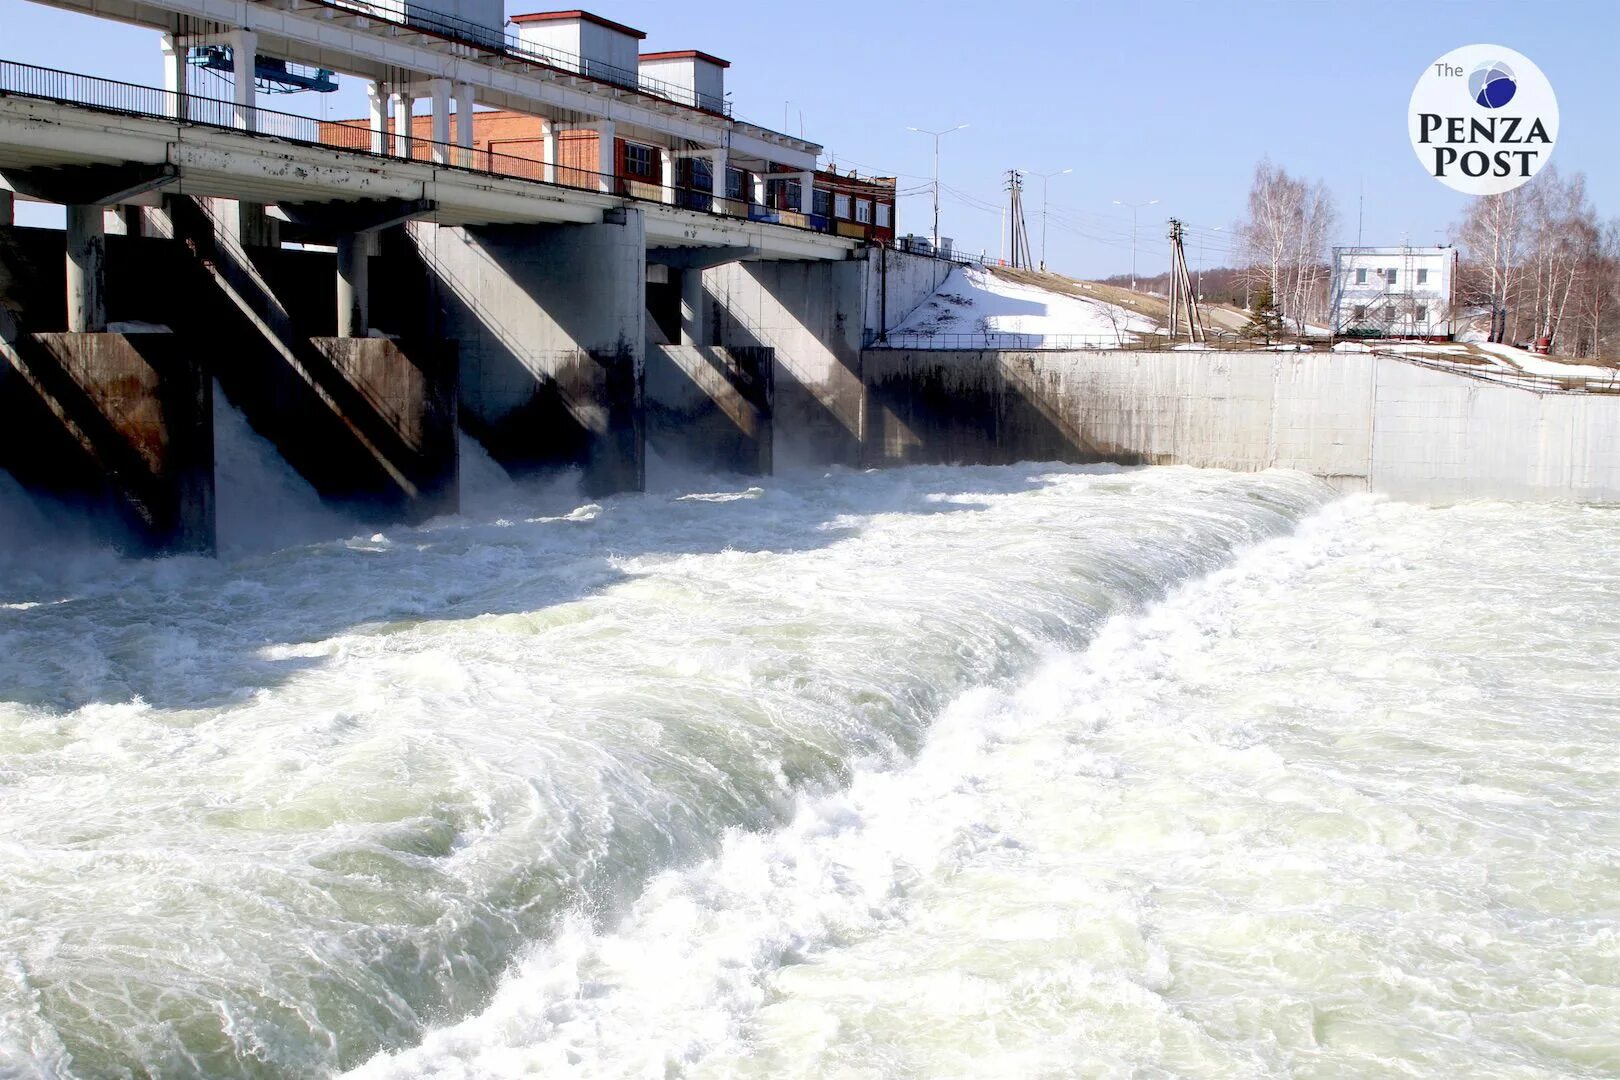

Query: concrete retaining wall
(862, 349), (1620, 501)
(863, 246), (955, 339)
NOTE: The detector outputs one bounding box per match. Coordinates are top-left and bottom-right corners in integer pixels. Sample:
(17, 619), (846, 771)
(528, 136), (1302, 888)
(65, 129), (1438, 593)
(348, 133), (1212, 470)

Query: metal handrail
(296, 0), (731, 117)
(861, 329), (1620, 392)
(0, 59), (844, 239)
(1370, 349), (1620, 395)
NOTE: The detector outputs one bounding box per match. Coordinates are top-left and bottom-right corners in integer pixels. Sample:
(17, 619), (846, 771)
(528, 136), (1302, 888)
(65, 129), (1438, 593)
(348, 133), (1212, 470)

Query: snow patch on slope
(890, 267), (1157, 347)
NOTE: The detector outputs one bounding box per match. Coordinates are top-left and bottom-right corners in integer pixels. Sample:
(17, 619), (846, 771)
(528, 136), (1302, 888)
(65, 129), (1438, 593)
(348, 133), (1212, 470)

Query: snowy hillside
(887, 267), (1158, 347)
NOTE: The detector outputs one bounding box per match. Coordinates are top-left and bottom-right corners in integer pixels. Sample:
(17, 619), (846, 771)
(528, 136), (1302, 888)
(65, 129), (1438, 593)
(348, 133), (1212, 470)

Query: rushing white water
(1, 417), (1615, 1078)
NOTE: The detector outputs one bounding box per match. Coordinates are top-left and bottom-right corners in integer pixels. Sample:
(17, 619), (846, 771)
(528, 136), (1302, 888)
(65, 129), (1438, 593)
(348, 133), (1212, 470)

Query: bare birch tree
(1237, 160), (1337, 336)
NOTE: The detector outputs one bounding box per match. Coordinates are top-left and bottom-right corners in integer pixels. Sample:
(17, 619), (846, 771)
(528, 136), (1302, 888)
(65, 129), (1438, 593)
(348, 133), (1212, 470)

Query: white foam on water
(0, 464), (1327, 1077)
(351, 496), (1620, 1080)
(4, 464), (1616, 1079)
(212, 380), (364, 556)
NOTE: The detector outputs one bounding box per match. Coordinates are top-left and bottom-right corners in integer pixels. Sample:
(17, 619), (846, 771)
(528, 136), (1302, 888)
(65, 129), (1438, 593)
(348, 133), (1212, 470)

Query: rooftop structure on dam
(0, 0), (870, 238)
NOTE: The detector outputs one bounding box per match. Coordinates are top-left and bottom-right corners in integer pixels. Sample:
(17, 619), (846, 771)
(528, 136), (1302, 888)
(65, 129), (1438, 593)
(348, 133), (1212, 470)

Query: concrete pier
(414, 210), (646, 495)
(151, 197), (460, 521)
(704, 259), (867, 468)
(0, 328), (213, 553)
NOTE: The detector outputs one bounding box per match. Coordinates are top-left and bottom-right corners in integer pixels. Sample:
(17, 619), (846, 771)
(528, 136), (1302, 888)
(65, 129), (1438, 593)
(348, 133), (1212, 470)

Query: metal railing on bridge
(271, 0), (738, 117)
(0, 59), (848, 241)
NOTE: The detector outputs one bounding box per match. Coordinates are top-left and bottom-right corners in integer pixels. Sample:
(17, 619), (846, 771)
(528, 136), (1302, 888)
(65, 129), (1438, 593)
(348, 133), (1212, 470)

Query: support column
(65, 205), (106, 333)
(366, 81), (387, 155)
(0, 189), (13, 227)
(455, 82), (474, 167)
(679, 267), (704, 346)
(751, 172), (767, 210)
(229, 28), (256, 131)
(391, 91), (410, 157)
(711, 147), (727, 212)
(799, 169), (816, 213)
(596, 121), (616, 193)
(541, 120), (557, 183)
(428, 78), (451, 165)
(336, 233), (371, 338)
(660, 150), (677, 206)
(416, 209), (646, 495)
(160, 33), (188, 120)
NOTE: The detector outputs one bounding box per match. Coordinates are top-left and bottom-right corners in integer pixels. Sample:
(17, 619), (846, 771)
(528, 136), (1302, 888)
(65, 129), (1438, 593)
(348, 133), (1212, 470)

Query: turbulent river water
(1, 402), (1616, 1079)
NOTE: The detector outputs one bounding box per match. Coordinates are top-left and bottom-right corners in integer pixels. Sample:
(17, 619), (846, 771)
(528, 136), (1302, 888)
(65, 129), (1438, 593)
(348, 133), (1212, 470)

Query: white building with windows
(1330, 246), (1459, 339)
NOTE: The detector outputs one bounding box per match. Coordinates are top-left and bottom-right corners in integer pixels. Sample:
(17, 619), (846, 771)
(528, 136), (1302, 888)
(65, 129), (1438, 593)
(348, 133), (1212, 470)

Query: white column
(596, 121), (615, 193)
(710, 147), (727, 212)
(428, 78), (451, 164)
(160, 33), (187, 120)
(799, 169), (816, 213)
(751, 172), (767, 210)
(679, 268), (704, 346)
(65, 205), (106, 333)
(229, 28), (256, 131)
(660, 150), (676, 205)
(541, 119), (557, 183)
(455, 82), (474, 167)
(391, 91), (409, 157)
(366, 81), (387, 155)
(336, 233), (371, 338)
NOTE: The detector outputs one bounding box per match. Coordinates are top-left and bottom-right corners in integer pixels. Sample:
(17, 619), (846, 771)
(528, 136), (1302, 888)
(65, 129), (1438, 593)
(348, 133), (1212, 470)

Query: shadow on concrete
(710, 262), (867, 470)
(0, 464), (1066, 714)
(645, 344), (772, 476)
(862, 349), (1151, 468)
(411, 222), (642, 495)
(160, 197), (458, 520)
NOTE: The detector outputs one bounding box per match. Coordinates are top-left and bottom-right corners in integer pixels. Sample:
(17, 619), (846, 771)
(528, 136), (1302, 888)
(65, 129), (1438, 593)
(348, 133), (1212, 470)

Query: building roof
(508, 10), (647, 39)
(1335, 245), (1454, 255)
(814, 168), (896, 192)
(639, 49), (731, 69)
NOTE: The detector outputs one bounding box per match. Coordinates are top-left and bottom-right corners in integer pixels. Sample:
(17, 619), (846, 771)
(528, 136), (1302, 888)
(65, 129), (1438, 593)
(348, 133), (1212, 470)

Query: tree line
(1097, 160), (1618, 358)
(1456, 167), (1618, 357)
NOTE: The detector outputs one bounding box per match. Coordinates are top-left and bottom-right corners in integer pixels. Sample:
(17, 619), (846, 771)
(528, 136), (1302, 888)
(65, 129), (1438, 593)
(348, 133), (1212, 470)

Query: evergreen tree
(1246, 284), (1283, 341)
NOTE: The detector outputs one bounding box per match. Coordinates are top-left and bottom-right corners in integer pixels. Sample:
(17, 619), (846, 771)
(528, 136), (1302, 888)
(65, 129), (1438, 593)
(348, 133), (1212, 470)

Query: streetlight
(1112, 197), (1159, 291)
(1198, 226), (1222, 300)
(1025, 167), (1072, 272)
(908, 123), (968, 253)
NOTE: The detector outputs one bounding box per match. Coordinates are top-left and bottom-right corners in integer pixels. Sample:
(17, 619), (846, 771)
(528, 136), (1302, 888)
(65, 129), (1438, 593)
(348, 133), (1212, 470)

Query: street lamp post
(1198, 226), (1222, 300)
(1112, 197), (1159, 291)
(1026, 167), (1072, 272)
(908, 123), (968, 253)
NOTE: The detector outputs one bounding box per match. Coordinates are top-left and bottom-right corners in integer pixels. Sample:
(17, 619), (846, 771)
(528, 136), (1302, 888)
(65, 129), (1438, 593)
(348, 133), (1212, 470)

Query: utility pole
(908, 122), (968, 253)
(1166, 219), (1206, 344)
(1025, 167), (1071, 272)
(1005, 170), (1033, 270)
(1113, 197), (1158, 291)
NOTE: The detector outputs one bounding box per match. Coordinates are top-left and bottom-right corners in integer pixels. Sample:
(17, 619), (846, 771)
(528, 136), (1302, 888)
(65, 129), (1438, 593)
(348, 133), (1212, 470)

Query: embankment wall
(861, 349), (1620, 501)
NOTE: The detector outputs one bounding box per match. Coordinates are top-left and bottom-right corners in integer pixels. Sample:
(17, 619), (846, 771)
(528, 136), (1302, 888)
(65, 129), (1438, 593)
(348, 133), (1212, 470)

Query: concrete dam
(1, 34), (1617, 554)
(6, 182), (1620, 558)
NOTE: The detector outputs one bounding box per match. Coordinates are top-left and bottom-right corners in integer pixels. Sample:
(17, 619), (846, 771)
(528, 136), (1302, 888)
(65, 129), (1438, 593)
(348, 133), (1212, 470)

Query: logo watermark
(1409, 44), (1558, 196)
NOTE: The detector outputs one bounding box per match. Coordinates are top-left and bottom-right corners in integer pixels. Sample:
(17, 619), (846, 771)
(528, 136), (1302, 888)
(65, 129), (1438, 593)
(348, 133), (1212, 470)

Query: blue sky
(2, 0), (1615, 277)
